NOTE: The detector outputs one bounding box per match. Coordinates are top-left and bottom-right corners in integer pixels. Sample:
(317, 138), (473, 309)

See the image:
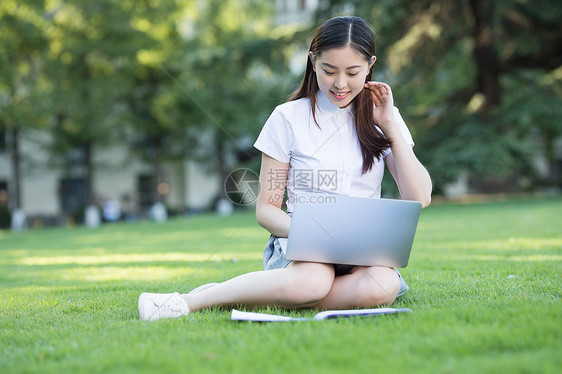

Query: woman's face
(311, 46), (375, 108)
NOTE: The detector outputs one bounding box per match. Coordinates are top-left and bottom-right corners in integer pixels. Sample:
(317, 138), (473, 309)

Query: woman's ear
(369, 55), (377, 69)
(308, 52), (316, 71)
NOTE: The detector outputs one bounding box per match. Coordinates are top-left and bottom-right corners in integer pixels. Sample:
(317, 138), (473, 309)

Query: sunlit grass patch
(11, 252), (263, 266)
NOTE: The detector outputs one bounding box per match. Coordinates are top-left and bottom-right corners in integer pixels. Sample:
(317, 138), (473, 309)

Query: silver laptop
(283, 192), (422, 268)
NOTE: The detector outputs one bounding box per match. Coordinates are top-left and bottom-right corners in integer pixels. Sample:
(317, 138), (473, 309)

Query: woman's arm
(365, 81), (432, 208)
(385, 146), (432, 208)
(255, 153), (292, 237)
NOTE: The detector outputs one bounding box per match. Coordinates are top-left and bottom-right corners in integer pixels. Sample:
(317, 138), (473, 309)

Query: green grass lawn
(1, 197), (561, 373)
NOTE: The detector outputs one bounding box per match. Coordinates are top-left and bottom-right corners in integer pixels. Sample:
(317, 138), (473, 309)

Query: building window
(0, 180), (8, 229)
(0, 181), (8, 207)
(555, 159), (562, 187)
(137, 174), (156, 210)
(59, 177), (86, 214)
(0, 130), (6, 152)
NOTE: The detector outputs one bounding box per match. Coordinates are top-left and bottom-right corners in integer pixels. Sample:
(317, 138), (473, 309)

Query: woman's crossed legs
(183, 261), (400, 312)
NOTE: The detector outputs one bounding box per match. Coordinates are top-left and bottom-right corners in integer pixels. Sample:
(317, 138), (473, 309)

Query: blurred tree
(122, 1), (187, 207)
(319, 0), (562, 192)
(44, 0), (154, 209)
(169, 0), (299, 201)
(0, 1), (49, 212)
(123, 0), (302, 210)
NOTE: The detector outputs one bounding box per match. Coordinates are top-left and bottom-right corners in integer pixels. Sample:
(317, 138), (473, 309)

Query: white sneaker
(138, 292), (189, 321)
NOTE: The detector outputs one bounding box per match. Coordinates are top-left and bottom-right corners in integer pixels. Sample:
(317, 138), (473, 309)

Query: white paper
(231, 307), (411, 322)
(231, 309), (301, 322)
(313, 307), (411, 320)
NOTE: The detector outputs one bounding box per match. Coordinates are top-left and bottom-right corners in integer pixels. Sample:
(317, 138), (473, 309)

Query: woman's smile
(330, 90), (351, 100)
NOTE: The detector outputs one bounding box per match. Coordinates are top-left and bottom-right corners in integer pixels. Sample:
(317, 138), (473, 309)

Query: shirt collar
(315, 90), (354, 121)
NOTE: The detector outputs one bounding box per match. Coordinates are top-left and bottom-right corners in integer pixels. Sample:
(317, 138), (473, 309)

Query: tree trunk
(84, 142), (95, 206)
(544, 129), (557, 185)
(9, 126), (21, 210)
(470, 0), (501, 113)
(216, 139), (228, 200)
(153, 144), (164, 203)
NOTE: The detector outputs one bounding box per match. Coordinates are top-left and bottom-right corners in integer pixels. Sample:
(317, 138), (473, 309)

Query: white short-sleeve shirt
(254, 90), (414, 212)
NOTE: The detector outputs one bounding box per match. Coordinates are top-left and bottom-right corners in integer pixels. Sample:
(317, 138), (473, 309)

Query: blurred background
(0, 0), (561, 229)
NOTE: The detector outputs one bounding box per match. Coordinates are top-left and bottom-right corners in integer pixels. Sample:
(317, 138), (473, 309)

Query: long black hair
(290, 16), (391, 174)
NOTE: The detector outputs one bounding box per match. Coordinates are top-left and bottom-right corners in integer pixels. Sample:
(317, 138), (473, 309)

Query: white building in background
(0, 128), (221, 226)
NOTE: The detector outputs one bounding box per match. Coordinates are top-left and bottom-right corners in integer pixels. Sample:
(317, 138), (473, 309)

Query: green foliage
(321, 0), (562, 191)
(121, 0), (301, 197)
(172, 0), (298, 171)
(0, 197), (561, 373)
(45, 0), (155, 156)
(0, 1), (50, 131)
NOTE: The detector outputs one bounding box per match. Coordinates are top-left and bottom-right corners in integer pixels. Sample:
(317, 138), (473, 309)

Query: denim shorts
(263, 234), (409, 298)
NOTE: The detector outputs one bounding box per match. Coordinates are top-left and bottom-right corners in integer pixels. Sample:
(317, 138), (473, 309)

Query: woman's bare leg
(183, 261), (335, 312)
(313, 266), (400, 310)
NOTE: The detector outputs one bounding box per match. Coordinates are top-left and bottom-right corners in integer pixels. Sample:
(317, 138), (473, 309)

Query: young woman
(138, 16), (432, 321)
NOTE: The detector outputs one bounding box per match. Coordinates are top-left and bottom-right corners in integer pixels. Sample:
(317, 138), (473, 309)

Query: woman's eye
(323, 70), (335, 75)
(348, 72), (359, 77)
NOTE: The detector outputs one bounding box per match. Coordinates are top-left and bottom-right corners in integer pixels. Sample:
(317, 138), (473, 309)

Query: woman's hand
(364, 81), (395, 133)
(365, 82), (433, 208)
